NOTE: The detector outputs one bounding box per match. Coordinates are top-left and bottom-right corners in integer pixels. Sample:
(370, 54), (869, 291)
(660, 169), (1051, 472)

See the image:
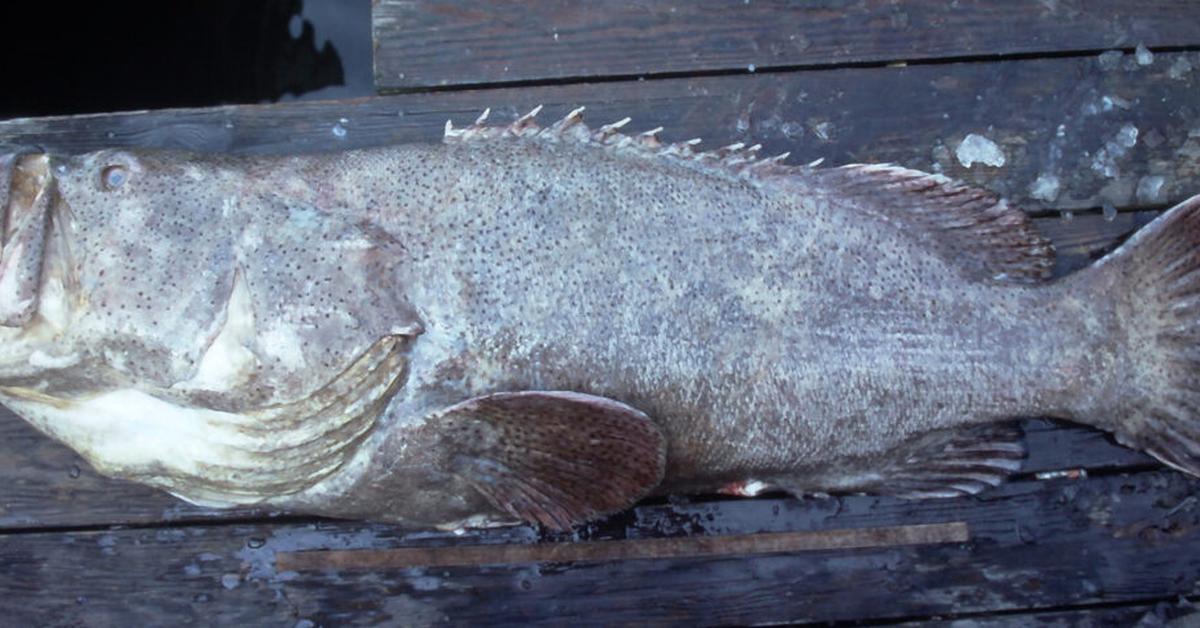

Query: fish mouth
(0, 151), (52, 327)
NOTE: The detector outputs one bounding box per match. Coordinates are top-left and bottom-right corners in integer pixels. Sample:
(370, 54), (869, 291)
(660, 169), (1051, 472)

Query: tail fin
(1087, 193), (1200, 475)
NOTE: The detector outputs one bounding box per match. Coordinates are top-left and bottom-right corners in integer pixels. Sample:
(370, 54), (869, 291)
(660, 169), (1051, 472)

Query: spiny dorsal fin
(445, 108), (1053, 283)
(443, 105), (792, 175)
(806, 165), (1055, 283)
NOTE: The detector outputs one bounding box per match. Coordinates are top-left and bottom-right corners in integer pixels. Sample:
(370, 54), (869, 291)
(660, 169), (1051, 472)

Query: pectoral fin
(431, 391), (666, 530)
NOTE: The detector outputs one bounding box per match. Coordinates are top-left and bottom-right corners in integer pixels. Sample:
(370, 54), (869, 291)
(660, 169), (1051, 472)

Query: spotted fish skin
(0, 109), (1198, 530)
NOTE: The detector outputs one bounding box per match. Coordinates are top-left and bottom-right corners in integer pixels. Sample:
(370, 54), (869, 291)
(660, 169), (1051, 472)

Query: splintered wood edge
(275, 521), (970, 571)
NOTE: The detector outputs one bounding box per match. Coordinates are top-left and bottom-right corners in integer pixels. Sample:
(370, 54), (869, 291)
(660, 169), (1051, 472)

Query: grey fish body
(0, 111), (1196, 529)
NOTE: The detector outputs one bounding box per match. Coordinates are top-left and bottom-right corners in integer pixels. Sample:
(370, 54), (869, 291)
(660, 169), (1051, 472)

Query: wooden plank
(3, 52), (1199, 211)
(371, 0), (1200, 91)
(0, 471), (1196, 625)
(277, 522), (970, 570)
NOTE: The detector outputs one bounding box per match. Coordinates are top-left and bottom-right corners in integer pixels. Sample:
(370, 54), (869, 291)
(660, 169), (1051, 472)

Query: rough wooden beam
(0, 471), (1195, 625)
(372, 0), (1200, 91)
(4, 53), (1197, 211)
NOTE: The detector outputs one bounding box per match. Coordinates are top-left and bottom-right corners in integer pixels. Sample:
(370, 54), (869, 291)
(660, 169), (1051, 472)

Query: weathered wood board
(372, 0), (1200, 91)
(1, 471), (1196, 625)
(4, 51), (1199, 212)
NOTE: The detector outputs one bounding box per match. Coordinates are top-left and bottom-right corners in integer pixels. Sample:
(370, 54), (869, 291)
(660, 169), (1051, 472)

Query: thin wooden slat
(4, 53), (1197, 211)
(0, 471), (1195, 625)
(372, 0), (1200, 91)
(277, 522), (970, 570)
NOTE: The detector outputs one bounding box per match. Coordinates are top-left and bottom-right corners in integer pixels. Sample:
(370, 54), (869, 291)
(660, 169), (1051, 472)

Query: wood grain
(3, 52), (1198, 211)
(0, 471), (1195, 625)
(372, 0), (1200, 91)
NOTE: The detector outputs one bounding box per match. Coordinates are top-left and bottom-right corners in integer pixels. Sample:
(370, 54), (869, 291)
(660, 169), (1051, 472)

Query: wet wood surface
(1, 471), (1197, 625)
(3, 51), (1199, 212)
(372, 0), (1200, 91)
(2, 3), (1200, 625)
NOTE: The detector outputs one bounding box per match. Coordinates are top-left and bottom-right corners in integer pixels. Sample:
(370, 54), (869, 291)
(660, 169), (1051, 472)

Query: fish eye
(102, 165), (129, 190)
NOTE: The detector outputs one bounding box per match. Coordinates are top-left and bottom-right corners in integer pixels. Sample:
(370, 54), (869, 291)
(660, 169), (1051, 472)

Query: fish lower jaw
(0, 386), (364, 506)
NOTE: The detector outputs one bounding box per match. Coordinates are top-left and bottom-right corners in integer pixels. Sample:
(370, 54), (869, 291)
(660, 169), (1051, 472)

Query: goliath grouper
(1, 108), (1198, 530)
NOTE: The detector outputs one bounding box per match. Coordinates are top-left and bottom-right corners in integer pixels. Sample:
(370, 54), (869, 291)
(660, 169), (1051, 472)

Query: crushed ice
(1029, 173), (1061, 202)
(1135, 44), (1154, 66)
(1091, 124), (1138, 178)
(1168, 56), (1194, 80)
(1136, 175), (1167, 204)
(955, 133), (1006, 168)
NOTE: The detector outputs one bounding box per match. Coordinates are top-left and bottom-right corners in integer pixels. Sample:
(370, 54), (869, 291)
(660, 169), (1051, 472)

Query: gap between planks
(276, 521), (969, 570)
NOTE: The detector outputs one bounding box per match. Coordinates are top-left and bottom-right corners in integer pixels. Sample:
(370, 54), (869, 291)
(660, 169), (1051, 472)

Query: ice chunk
(1029, 174), (1061, 202)
(1060, 210), (1074, 222)
(1135, 44), (1154, 66)
(955, 133), (1006, 168)
(1102, 203), (1118, 221)
(1091, 125), (1138, 179)
(1136, 175), (1167, 204)
(1101, 95), (1132, 111)
(1116, 124), (1139, 147)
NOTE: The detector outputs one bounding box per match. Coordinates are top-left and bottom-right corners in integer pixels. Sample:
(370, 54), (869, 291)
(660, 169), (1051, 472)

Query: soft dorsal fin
(804, 164), (1055, 283)
(445, 107), (1054, 283)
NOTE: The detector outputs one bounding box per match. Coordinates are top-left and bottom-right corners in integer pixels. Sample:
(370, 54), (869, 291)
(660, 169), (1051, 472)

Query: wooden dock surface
(2, 1), (1200, 624)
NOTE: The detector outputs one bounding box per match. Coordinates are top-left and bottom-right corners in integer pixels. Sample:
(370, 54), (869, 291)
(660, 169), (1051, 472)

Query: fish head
(0, 147), (418, 405)
(0, 148), (75, 378)
(0, 148), (249, 389)
(0, 147), (421, 504)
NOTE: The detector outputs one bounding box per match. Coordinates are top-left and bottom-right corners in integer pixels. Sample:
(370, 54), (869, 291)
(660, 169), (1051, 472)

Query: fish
(1, 106), (1199, 531)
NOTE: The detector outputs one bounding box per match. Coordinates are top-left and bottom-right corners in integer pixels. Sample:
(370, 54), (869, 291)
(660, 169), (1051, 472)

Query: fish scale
(0, 108), (1197, 530)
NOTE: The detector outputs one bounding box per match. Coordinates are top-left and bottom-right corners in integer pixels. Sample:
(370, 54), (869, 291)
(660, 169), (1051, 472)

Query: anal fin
(884, 423), (1027, 498)
(789, 423), (1027, 499)
(431, 391), (666, 530)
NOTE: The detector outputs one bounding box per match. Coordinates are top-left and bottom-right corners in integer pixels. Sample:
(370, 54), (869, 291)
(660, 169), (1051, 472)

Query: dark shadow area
(0, 0), (372, 118)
